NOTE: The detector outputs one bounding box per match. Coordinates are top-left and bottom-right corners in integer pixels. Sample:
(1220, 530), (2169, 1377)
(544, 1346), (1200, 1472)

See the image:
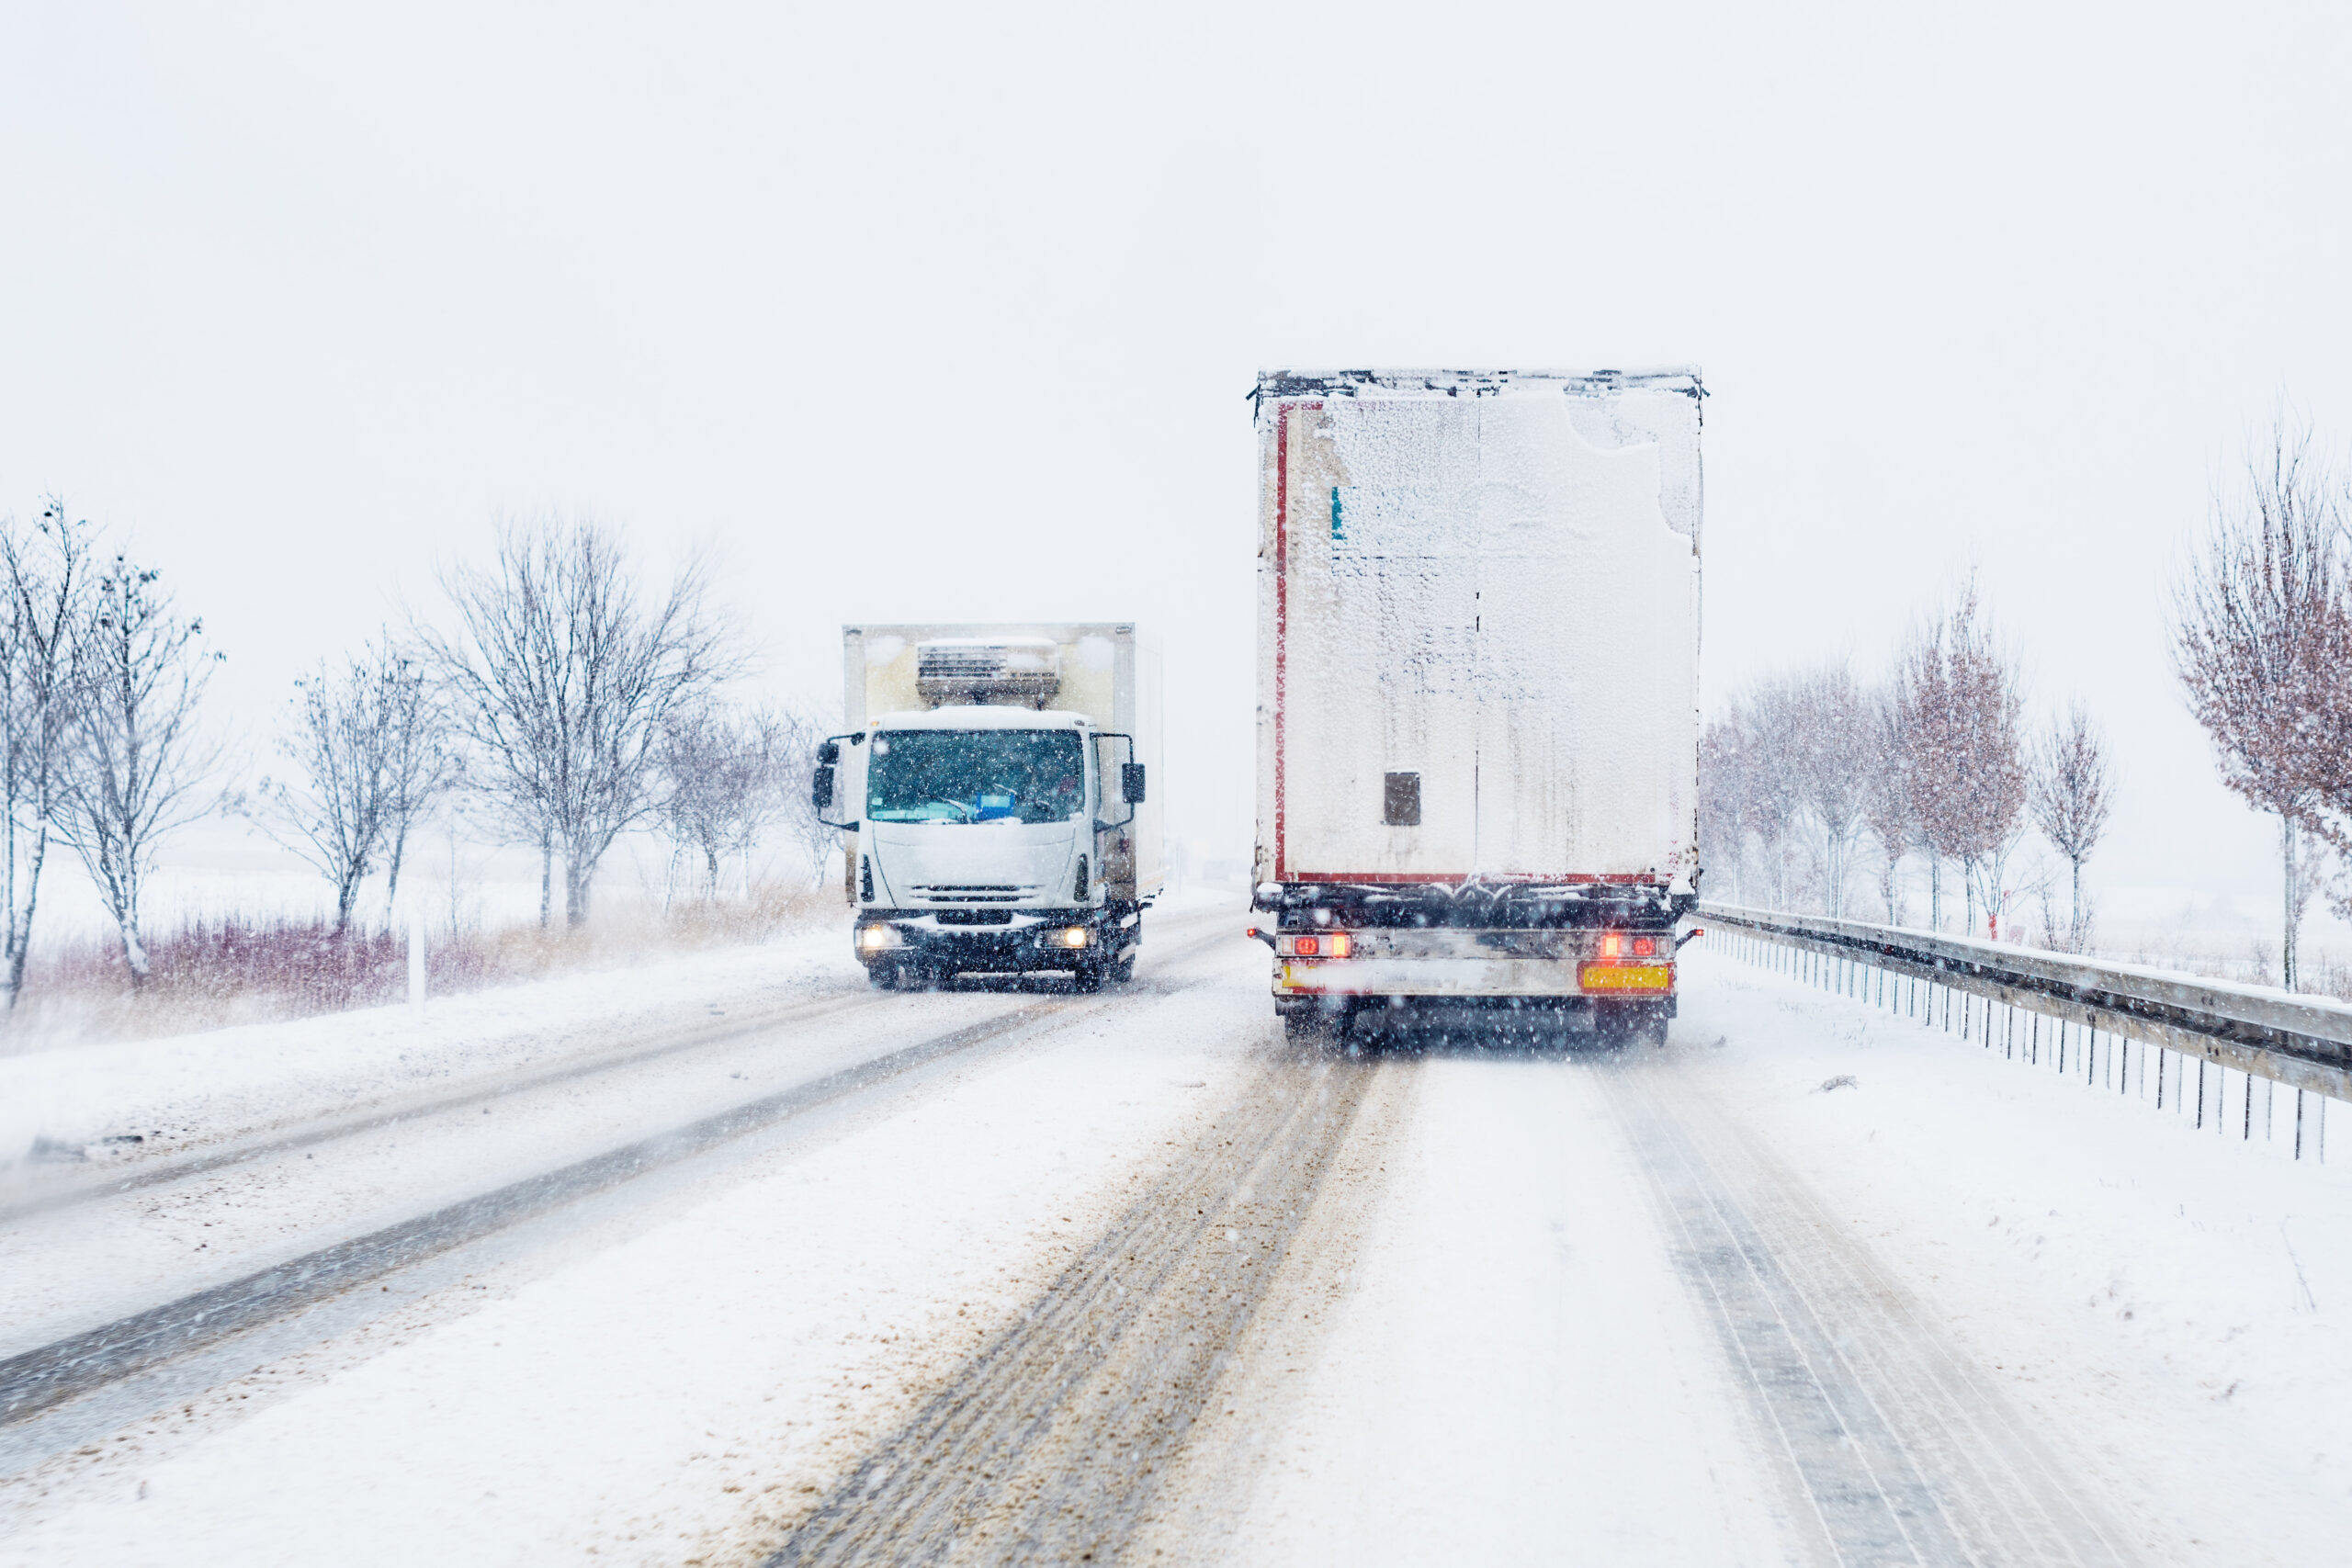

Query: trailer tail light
(1581, 963), (1674, 992)
(1276, 932), (1352, 958)
(1596, 931), (1660, 960)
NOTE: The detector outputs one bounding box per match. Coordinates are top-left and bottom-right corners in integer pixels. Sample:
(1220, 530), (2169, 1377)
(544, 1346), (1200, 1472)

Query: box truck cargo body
(1251, 368), (1702, 1043)
(815, 623), (1162, 990)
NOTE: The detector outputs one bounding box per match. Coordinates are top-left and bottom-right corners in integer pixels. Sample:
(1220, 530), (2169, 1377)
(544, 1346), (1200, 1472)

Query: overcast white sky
(6, 1), (2352, 923)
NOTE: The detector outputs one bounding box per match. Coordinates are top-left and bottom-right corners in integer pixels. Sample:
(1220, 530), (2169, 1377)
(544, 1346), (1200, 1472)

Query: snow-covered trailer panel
(1254, 370), (1701, 891)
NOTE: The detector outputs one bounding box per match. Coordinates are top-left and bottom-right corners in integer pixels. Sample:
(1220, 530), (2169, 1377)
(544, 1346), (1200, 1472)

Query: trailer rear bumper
(1272, 955), (1675, 1004)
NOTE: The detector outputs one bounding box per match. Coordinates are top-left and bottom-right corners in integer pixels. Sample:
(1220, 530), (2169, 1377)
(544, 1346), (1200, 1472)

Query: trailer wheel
(1283, 1009), (1354, 1047)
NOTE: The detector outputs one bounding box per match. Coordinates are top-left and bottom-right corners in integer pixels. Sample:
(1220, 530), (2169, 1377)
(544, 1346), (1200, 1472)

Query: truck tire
(1283, 1009), (1352, 1047)
(1071, 959), (1107, 994)
(867, 964), (899, 991)
(1110, 951), (1136, 984)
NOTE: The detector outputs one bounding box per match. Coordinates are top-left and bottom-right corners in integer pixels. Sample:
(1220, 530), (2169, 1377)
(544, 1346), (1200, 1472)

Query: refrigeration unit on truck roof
(1250, 367), (1703, 1045)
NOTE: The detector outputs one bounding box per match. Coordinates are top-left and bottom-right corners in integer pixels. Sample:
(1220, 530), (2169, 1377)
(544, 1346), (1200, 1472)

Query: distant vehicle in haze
(1249, 367), (1703, 1044)
(814, 624), (1162, 991)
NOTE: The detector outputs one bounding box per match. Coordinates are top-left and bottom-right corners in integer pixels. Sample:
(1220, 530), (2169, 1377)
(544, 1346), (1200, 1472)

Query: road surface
(3, 896), (2347, 1565)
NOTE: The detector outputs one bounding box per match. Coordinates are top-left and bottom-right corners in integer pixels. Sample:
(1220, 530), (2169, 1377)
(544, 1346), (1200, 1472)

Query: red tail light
(1632, 936), (1657, 957)
(1276, 931), (1354, 959)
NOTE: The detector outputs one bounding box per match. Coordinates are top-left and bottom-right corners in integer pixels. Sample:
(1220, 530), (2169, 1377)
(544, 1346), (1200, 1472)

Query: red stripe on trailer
(1272, 401), (1317, 884)
(1286, 872), (1666, 885)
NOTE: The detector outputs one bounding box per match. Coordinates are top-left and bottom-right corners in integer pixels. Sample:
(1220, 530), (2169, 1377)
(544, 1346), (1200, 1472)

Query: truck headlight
(1055, 926), (1091, 949)
(858, 923), (902, 951)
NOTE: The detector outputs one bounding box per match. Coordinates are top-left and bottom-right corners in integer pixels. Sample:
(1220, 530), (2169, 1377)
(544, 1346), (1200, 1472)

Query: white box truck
(813, 623), (1163, 990)
(1250, 368), (1703, 1043)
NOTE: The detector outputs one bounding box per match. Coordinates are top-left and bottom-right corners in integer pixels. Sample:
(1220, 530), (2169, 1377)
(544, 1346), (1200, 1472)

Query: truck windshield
(866, 729), (1087, 824)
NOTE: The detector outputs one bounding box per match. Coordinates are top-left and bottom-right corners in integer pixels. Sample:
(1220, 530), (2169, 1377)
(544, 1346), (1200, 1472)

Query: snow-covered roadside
(1678, 943), (2352, 1563)
(0, 919), (1271, 1566)
(0, 923), (859, 1183)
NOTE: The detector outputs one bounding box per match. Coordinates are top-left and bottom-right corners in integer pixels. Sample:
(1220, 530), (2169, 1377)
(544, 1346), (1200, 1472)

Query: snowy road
(4, 906), (2349, 1565)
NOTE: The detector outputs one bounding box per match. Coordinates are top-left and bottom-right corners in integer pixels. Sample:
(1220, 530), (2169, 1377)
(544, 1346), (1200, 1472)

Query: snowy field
(1, 901), (2346, 1565)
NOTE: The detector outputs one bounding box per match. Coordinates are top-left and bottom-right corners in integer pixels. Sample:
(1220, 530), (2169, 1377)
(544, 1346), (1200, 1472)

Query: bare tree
(258, 658), (392, 932)
(2029, 704), (2113, 954)
(255, 637), (452, 933)
(660, 702), (831, 900)
(376, 645), (457, 920)
(658, 703), (758, 900)
(1789, 660), (1872, 918)
(1943, 590), (2028, 936)
(1697, 715), (1751, 905)
(1898, 585), (2025, 937)
(1739, 682), (1804, 908)
(0, 501), (96, 1008)
(1862, 691), (1914, 926)
(51, 550), (223, 983)
(765, 705), (838, 889)
(428, 517), (730, 928)
(1894, 619), (1959, 930)
(2172, 411), (2341, 989)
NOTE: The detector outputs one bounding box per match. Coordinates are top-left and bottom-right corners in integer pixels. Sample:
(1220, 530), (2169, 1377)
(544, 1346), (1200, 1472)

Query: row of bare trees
(270, 516), (831, 936)
(0, 506), (833, 1010)
(1702, 586), (2113, 951)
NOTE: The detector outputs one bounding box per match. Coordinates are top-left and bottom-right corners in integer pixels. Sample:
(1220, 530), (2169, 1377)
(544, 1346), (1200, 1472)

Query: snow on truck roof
(1253, 367), (1704, 400)
(870, 705), (1092, 731)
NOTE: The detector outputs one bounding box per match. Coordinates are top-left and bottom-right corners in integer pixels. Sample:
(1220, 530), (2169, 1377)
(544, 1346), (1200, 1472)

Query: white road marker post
(408, 903), (427, 1019)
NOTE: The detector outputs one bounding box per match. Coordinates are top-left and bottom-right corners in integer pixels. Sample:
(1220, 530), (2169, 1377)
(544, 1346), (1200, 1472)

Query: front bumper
(854, 909), (1124, 973)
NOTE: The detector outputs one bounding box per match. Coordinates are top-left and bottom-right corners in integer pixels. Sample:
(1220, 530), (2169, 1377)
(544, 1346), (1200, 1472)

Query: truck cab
(816, 627), (1159, 990)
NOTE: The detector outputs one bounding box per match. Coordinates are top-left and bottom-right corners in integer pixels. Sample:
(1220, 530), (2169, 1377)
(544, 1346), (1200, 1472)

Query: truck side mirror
(818, 740), (841, 766)
(1121, 761), (1147, 805)
(811, 764), (836, 812)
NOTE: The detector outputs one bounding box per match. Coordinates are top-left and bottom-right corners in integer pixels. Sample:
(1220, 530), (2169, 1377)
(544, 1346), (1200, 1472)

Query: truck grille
(912, 885), (1035, 903)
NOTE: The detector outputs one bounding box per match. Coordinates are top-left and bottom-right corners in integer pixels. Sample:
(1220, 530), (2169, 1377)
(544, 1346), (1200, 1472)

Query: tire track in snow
(0, 989), (876, 1224)
(763, 1045), (1374, 1567)
(0, 1005), (1082, 1427)
(1607, 1053), (2141, 1568)
(0, 914), (1242, 1430)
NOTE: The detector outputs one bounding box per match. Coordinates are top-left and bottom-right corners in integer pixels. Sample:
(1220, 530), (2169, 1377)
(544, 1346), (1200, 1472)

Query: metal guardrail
(1698, 903), (2352, 1105)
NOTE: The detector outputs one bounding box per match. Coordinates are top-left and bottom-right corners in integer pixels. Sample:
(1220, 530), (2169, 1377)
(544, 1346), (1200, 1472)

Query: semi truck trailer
(1250, 368), (1703, 1044)
(813, 623), (1163, 990)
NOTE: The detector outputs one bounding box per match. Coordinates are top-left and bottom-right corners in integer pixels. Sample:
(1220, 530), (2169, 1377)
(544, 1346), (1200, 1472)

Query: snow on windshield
(866, 728), (1086, 824)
